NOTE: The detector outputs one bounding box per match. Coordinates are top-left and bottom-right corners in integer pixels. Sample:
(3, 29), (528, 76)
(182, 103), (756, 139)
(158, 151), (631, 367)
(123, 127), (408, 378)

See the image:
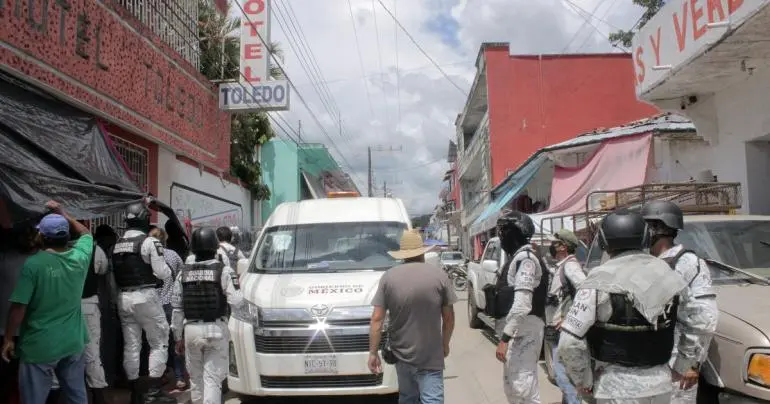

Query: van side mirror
(481, 260), (498, 273)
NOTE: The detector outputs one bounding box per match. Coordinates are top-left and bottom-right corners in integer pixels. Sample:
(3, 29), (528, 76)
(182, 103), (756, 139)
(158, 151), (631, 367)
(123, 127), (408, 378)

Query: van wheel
(696, 377), (720, 404)
(467, 286), (484, 329)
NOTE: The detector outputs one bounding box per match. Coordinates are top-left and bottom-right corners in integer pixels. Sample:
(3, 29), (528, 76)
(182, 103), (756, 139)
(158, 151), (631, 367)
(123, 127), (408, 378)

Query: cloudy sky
(239, 0), (644, 216)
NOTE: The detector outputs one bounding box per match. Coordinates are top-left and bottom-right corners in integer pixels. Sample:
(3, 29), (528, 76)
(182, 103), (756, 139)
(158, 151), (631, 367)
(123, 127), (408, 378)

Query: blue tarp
(469, 154), (547, 236)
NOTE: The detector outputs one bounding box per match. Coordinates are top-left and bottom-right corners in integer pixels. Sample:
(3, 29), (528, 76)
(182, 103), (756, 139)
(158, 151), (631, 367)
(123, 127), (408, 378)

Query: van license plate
(304, 355), (338, 374)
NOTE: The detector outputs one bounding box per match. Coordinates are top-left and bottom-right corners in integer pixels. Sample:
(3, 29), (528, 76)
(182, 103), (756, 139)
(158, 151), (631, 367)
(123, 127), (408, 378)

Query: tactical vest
(181, 261), (228, 322)
(546, 257), (579, 309)
(224, 246), (241, 269)
(112, 235), (159, 289)
(664, 248), (701, 287)
(82, 245), (99, 299)
(485, 249), (549, 320)
(586, 290), (679, 367)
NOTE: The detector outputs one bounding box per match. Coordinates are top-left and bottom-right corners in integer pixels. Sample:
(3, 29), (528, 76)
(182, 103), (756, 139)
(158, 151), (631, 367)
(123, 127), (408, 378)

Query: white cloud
(257, 0), (642, 215)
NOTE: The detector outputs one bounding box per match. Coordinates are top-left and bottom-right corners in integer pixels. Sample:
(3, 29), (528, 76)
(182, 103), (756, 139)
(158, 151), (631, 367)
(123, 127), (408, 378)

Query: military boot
(91, 388), (108, 404)
(129, 379), (144, 404)
(144, 378), (177, 404)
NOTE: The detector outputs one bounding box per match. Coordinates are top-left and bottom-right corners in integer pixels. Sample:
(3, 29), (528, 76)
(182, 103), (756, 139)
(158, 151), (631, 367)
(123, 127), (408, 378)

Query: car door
(481, 239), (501, 286)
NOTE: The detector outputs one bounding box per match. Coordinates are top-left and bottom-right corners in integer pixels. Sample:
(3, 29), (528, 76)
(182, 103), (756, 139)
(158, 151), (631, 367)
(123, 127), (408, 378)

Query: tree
(609, 0), (665, 48)
(198, 0), (284, 200)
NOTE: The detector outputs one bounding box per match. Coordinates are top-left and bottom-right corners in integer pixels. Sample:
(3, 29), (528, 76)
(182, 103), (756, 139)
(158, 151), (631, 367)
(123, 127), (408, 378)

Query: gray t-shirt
(371, 262), (458, 370)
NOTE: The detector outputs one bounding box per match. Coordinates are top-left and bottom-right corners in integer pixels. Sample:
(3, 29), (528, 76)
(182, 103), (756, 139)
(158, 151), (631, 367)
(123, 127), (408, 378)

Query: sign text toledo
(219, 0), (290, 111)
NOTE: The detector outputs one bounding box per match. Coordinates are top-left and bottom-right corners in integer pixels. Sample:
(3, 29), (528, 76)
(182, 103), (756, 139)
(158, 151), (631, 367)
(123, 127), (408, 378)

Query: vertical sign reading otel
(219, 0), (291, 112)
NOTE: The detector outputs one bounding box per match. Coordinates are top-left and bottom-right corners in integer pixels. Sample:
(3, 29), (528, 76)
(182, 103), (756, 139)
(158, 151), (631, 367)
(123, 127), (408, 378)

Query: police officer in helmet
(641, 200), (718, 404)
(112, 202), (174, 404)
(558, 210), (710, 403)
(491, 210), (549, 404)
(171, 228), (244, 404)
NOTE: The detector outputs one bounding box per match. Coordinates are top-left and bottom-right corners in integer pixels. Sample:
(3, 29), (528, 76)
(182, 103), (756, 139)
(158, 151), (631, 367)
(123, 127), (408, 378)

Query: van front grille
(260, 374), (384, 388)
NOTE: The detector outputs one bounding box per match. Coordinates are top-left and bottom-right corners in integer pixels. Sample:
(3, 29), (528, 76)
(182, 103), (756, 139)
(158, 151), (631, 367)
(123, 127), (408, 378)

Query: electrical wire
(292, 59), (473, 88)
(371, 0), (391, 129)
(345, 0), (379, 126)
(560, 0), (608, 53)
(232, 0), (365, 186)
(272, 2), (349, 141)
(151, 0), (363, 187)
(576, 0), (621, 52)
(374, 0), (467, 97)
(393, 0), (402, 134)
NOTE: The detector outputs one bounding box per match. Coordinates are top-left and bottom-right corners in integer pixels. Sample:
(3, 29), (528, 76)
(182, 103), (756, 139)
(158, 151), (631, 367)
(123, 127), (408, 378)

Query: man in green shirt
(1, 201), (92, 404)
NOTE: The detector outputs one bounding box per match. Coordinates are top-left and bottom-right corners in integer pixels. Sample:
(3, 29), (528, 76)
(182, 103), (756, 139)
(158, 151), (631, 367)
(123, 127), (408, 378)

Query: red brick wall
(0, 0), (231, 170)
(484, 48), (659, 187)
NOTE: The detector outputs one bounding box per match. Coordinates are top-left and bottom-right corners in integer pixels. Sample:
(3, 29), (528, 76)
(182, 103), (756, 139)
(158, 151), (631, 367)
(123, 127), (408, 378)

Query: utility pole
(383, 180), (387, 197)
(368, 147), (373, 197)
(368, 145), (403, 197)
(297, 120), (302, 143)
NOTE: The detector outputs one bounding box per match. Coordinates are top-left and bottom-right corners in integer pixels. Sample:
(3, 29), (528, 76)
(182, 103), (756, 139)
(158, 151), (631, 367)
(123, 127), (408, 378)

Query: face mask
(549, 244), (557, 258)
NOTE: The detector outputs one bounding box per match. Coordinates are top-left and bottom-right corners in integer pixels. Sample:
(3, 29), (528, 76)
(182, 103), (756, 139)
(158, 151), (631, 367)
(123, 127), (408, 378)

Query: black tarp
(0, 72), (143, 222)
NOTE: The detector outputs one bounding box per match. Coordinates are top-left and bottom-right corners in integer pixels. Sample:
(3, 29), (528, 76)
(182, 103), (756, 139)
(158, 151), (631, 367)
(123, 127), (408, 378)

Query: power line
(346, 0), (379, 127)
(393, 0), (402, 134)
(374, 0), (467, 97)
(292, 59), (472, 88)
(561, 0), (625, 32)
(272, 1), (351, 143)
(370, 0), (391, 129)
(560, 0), (608, 53)
(152, 0), (363, 188)
(576, 0), (621, 52)
(232, 0), (365, 186)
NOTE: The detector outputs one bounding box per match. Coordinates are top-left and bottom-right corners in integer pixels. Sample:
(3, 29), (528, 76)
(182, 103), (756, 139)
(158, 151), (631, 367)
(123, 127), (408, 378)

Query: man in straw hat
(368, 230), (457, 404)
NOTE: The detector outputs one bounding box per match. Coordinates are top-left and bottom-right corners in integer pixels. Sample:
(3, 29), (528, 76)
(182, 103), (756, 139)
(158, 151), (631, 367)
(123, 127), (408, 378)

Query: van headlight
(747, 353), (770, 386)
(231, 300), (261, 325)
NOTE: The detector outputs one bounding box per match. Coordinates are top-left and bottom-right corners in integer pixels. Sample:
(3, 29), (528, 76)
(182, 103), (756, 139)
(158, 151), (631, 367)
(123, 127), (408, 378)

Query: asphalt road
(223, 291), (564, 404)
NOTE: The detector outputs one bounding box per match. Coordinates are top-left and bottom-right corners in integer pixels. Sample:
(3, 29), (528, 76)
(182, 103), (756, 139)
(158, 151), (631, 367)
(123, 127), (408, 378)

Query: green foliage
(609, 0), (666, 48)
(198, 0), (284, 200)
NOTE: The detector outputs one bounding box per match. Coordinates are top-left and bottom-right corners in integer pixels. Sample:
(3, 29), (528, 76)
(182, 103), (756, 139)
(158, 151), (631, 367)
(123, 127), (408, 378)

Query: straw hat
(388, 230), (434, 260)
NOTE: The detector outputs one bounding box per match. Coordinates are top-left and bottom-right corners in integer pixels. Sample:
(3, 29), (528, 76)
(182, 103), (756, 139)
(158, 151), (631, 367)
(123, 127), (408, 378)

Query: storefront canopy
(469, 154), (548, 236)
(0, 72), (143, 223)
(544, 133), (653, 215)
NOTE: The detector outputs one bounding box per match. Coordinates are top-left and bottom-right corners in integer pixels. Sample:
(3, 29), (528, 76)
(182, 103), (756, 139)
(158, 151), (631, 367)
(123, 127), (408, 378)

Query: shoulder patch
(576, 289), (591, 300)
(520, 259), (536, 273)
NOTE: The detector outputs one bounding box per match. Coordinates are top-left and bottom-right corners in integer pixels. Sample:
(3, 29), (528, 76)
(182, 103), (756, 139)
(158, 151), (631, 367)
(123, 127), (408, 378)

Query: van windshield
(251, 221), (407, 273)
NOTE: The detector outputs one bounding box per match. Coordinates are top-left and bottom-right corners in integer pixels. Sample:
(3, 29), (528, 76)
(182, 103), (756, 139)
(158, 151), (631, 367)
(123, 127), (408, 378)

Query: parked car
(580, 215), (770, 403)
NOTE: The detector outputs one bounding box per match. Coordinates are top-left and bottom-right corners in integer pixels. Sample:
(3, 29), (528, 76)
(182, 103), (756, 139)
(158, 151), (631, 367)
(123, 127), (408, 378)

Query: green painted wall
(259, 141), (342, 223)
(260, 139), (300, 223)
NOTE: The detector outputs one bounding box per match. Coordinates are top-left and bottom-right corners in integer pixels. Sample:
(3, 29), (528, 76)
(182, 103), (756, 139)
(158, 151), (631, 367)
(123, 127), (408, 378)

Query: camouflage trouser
(596, 393), (671, 404)
(184, 321), (229, 404)
(502, 315), (545, 404)
(670, 381), (697, 404)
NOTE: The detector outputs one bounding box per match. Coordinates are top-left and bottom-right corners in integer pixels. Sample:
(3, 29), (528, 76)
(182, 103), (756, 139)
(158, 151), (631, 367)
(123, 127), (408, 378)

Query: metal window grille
(90, 136), (149, 235)
(116, 0), (200, 69)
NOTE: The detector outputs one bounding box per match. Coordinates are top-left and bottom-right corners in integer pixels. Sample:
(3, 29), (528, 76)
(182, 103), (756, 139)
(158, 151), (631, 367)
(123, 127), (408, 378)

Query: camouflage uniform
(660, 245), (719, 404)
(171, 259), (244, 404)
(558, 251), (711, 404)
(499, 246), (545, 404)
(546, 255), (586, 404)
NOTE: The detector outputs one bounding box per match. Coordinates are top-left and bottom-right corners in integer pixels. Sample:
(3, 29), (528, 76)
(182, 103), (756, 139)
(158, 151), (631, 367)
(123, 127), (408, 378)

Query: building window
(116, 0), (200, 69)
(90, 135), (149, 234)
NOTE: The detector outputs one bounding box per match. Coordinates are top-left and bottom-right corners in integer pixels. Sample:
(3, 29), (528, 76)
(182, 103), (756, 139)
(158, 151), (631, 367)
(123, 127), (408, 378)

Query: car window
(252, 221), (406, 273)
(584, 234), (605, 269)
(484, 241), (499, 262)
(677, 219), (770, 282)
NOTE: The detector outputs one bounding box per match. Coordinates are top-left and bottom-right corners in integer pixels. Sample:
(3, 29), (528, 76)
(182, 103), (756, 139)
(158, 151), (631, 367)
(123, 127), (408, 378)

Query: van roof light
(327, 191), (360, 198)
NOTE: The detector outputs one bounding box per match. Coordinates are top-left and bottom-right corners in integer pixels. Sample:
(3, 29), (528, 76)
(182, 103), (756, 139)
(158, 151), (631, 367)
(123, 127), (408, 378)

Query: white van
(228, 195), (411, 399)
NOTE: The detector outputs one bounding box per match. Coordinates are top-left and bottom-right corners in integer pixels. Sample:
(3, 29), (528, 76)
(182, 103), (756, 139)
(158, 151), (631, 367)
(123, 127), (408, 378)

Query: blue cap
(37, 214), (70, 239)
